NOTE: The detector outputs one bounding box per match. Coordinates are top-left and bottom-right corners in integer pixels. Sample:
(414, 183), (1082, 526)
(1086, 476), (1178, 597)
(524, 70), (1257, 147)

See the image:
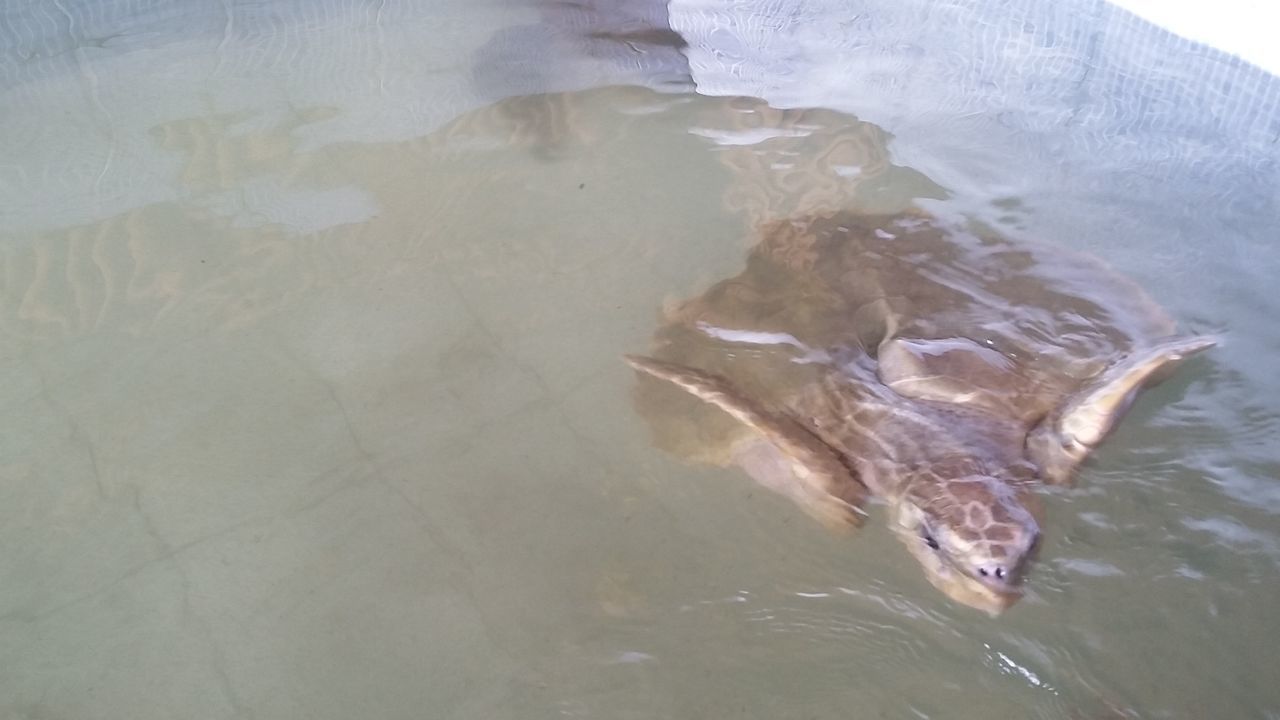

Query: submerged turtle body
(628, 209), (1213, 613)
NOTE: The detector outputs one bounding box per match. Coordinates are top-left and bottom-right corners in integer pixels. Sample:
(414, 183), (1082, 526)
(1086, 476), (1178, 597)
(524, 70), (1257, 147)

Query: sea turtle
(626, 208), (1214, 613)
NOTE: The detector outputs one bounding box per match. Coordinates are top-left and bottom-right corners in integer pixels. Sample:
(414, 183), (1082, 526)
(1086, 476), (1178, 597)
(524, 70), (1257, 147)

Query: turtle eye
(923, 532), (940, 551)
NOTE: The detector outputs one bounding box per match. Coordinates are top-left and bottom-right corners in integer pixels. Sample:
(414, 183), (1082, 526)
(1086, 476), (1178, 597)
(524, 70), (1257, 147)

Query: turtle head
(894, 474), (1040, 614)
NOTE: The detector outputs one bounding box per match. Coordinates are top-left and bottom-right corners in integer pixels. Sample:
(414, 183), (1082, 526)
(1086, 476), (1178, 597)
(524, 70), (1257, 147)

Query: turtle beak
(895, 524), (1027, 615)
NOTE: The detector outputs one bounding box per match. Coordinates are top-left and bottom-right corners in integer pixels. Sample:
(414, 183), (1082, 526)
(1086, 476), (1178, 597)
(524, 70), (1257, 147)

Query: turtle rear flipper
(1026, 336), (1217, 484)
(624, 355), (869, 530)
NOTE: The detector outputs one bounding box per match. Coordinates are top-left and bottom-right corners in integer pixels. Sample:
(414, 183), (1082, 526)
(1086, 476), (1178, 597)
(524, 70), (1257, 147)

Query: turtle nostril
(977, 565), (1008, 582)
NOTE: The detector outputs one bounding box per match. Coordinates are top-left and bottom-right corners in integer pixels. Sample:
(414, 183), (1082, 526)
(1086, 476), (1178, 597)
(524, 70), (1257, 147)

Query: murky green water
(2, 1), (1278, 718)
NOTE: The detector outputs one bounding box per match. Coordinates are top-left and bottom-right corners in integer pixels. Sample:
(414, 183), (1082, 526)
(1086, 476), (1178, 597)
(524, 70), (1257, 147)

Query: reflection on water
(1, 1), (1278, 719)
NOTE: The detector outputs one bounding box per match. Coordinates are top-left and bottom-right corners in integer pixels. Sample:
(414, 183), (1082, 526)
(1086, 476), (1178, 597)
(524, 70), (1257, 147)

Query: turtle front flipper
(624, 355), (869, 530)
(1026, 336), (1217, 484)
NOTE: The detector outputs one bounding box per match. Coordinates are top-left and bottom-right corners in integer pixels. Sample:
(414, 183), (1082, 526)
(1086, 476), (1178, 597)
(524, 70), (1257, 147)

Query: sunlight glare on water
(1, 1), (1277, 718)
